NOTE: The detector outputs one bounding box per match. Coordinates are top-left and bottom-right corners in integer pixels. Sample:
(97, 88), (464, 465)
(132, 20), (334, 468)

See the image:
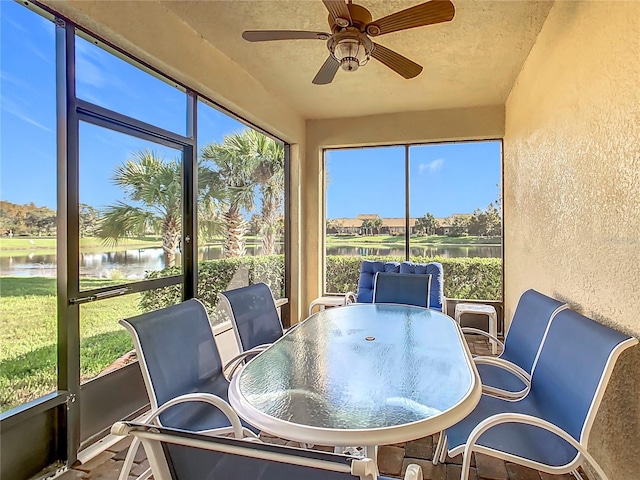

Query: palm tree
(200, 129), (284, 257)
(98, 149), (182, 267)
(250, 132), (284, 255)
(200, 133), (258, 258)
(371, 218), (383, 235)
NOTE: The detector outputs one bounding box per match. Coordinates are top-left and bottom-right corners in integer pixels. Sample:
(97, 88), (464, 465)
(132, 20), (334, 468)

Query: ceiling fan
(242, 0), (455, 85)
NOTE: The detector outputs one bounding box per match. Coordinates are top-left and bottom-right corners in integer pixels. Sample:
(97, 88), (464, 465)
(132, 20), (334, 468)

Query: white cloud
(418, 158), (444, 174)
(1, 98), (52, 132)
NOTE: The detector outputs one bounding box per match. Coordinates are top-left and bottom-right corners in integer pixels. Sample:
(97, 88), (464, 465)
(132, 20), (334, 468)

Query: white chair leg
(489, 311), (498, 355)
(118, 437), (141, 480)
(433, 431), (445, 465)
(439, 434), (448, 463)
(571, 470), (583, 480)
(460, 446), (473, 480)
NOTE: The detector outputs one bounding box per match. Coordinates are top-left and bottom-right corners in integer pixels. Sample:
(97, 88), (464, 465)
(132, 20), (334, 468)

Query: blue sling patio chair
(372, 272), (431, 308)
(111, 421), (424, 480)
(219, 283), (290, 379)
(436, 308), (638, 480)
(219, 282), (284, 353)
(118, 299), (258, 480)
(464, 289), (568, 400)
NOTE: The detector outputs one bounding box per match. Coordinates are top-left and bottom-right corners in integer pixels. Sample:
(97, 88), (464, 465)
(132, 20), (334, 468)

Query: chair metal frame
(437, 308), (638, 480)
(112, 422), (424, 480)
(464, 289), (568, 400)
(118, 299), (257, 480)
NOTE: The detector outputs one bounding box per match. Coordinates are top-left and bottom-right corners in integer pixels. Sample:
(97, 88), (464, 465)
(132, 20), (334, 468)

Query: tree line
(0, 201), (57, 237)
(325, 202), (501, 238)
(1, 129), (285, 267)
(416, 203), (501, 237)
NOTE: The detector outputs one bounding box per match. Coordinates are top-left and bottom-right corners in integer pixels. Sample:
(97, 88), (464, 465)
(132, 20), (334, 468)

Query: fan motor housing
(329, 3), (373, 33)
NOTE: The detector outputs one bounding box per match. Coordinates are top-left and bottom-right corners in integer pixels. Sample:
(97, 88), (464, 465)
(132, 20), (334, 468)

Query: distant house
(381, 217), (417, 235)
(356, 214), (380, 221)
(327, 217), (362, 234)
(327, 213), (470, 236)
(435, 213), (473, 235)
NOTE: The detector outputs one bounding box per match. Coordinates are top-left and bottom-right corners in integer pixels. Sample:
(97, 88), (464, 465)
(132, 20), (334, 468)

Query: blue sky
(326, 141), (501, 218)
(1, 1), (501, 219)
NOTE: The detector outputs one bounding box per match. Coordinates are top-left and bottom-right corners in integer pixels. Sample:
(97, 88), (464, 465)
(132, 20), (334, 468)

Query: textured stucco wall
(302, 106), (505, 320)
(503, 2), (640, 478)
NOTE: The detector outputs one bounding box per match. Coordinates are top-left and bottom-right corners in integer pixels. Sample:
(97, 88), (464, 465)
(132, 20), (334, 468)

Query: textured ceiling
(161, 0), (553, 120)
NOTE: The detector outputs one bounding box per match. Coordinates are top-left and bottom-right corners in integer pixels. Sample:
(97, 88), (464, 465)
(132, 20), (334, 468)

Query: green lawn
(326, 234), (501, 247)
(0, 277), (141, 412)
(0, 235), (265, 257)
(0, 236), (169, 257)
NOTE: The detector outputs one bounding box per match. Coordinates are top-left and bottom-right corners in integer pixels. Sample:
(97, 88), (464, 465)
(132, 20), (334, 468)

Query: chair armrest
(275, 297), (288, 308)
(223, 348), (268, 380)
(473, 356), (531, 382)
(152, 393), (245, 439)
(472, 357), (531, 400)
(459, 413), (609, 480)
(461, 327), (505, 352)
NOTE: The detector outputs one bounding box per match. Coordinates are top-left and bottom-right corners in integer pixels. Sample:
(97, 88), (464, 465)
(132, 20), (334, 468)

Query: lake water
(0, 245), (278, 279)
(1, 244), (500, 278)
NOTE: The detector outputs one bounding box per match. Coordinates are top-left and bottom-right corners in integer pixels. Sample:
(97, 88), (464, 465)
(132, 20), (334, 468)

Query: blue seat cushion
(355, 260), (444, 311)
(356, 261), (400, 303)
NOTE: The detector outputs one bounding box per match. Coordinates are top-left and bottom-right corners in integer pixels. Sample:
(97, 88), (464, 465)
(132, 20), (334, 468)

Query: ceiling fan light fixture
(335, 38), (364, 71)
(328, 31), (373, 73)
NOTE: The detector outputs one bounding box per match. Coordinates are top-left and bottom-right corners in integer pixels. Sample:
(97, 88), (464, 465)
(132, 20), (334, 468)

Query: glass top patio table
(228, 303), (481, 447)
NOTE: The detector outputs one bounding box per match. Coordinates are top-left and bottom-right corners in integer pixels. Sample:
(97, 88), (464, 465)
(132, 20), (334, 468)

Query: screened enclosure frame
(0, 2), (291, 478)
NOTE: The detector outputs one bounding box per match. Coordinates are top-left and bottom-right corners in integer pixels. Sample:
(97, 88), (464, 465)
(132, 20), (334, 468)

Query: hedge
(141, 255), (501, 322)
(141, 255), (284, 325)
(326, 256), (502, 301)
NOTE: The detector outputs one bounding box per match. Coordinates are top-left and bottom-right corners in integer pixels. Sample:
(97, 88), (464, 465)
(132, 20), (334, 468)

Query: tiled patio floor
(59, 335), (588, 480)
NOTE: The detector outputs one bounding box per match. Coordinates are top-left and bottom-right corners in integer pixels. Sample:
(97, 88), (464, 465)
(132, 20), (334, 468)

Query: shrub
(141, 254), (501, 323)
(141, 255), (284, 324)
(326, 255), (502, 300)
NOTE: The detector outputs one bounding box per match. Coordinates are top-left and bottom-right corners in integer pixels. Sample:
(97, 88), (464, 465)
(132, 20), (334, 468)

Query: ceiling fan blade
(369, 0), (455, 36)
(371, 43), (423, 79)
(321, 0), (352, 24)
(242, 30), (329, 42)
(312, 56), (340, 85)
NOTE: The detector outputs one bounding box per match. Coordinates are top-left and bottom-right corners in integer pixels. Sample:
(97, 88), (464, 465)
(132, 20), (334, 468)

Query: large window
(196, 99), (286, 325)
(1, 1), (289, 475)
(0, 0), (288, 414)
(78, 123), (185, 291)
(324, 141), (502, 300)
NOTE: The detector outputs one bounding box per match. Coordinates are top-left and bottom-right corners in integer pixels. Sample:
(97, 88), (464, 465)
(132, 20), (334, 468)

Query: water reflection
(2, 243), (497, 278)
(0, 244), (283, 278)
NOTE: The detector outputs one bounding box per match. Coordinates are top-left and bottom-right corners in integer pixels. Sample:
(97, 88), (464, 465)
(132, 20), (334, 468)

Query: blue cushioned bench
(356, 260), (444, 312)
